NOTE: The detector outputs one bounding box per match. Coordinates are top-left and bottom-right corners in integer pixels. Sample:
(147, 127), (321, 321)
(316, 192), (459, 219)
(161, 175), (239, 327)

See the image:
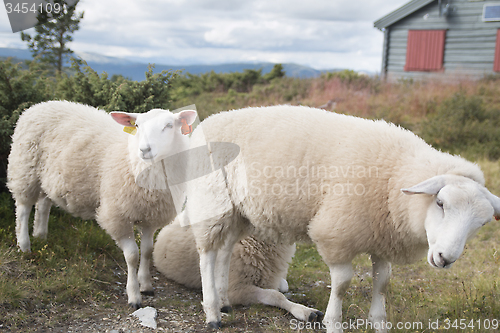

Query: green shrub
(0, 59), (54, 191)
(171, 64), (285, 101)
(263, 64), (285, 81)
(321, 69), (377, 91)
(0, 58), (178, 192)
(56, 60), (178, 112)
(420, 92), (500, 159)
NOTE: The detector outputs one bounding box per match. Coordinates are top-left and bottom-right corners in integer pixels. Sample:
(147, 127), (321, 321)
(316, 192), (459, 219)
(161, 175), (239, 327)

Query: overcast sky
(0, 0), (409, 72)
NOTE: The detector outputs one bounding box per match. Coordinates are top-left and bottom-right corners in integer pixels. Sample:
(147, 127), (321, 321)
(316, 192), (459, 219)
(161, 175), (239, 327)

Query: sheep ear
(401, 175), (447, 195)
(110, 111), (138, 127)
(176, 110), (197, 126)
(483, 189), (500, 220)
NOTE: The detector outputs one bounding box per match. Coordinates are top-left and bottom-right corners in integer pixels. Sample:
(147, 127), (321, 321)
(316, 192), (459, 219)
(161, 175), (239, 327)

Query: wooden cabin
(374, 0), (500, 80)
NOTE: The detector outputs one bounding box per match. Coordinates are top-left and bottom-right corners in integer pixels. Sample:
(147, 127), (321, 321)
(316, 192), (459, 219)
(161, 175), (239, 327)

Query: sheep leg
(138, 225), (155, 295)
(200, 249), (221, 329)
(15, 202), (33, 252)
(117, 235), (142, 309)
(214, 232), (240, 314)
(33, 194), (51, 239)
(323, 263), (353, 333)
(368, 255), (391, 333)
(251, 286), (324, 322)
(279, 278), (289, 293)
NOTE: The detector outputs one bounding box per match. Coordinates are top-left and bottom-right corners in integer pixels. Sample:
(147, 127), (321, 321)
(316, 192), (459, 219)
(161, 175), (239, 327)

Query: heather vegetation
(1, 57), (500, 331)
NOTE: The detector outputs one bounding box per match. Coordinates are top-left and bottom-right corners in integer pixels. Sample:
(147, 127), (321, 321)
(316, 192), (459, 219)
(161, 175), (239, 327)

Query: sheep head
(402, 174), (500, 269)
(111, 109), (197, 163)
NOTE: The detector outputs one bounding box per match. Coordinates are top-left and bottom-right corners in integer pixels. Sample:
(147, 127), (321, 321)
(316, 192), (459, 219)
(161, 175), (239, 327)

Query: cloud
(202, 19), (377, 54)
(1, 0), (410, 71)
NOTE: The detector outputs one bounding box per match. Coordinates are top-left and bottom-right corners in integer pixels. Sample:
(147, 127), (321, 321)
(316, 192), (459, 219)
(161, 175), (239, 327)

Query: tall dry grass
(304, 75), (486, 122)
(180, 70), (500, 125)
(173, 71), (500, 161)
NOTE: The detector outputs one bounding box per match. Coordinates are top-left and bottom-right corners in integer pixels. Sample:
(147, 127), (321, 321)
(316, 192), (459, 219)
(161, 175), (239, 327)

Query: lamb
(152, 213), (324, 322)
(7, 100), (197, 309)
(180, 105), (500, 333)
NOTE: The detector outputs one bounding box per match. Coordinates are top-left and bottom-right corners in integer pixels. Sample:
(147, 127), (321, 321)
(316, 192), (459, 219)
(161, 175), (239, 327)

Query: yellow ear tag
(123, 119), (137, 135)
(123, 126), (137, 135)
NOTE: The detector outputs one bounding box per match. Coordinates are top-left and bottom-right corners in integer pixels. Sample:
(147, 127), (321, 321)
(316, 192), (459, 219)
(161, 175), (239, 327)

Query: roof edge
(374, 0), (436, 29)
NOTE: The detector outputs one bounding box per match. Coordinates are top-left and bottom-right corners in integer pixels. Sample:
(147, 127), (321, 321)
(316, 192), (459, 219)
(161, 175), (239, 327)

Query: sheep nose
(141, 147), (151, 154)
(438, 252), (454, 267)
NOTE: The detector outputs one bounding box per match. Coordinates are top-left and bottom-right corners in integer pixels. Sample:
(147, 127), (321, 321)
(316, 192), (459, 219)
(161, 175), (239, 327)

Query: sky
(0, 0), (410, 73)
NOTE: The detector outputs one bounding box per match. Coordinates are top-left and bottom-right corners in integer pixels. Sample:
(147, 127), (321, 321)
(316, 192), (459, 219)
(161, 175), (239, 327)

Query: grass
(267, 220), (500, 332)
(2, 74), (500, 331)
(2, 192), (500, 331)
(0, 192), (126, 330)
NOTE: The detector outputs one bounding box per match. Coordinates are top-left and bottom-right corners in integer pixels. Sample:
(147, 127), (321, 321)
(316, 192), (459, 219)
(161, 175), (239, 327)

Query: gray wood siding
(383, 0), (500, 80)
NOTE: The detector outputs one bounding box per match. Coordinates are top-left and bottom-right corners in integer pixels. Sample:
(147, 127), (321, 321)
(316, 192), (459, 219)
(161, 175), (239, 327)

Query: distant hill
(0, 47), (346, 80)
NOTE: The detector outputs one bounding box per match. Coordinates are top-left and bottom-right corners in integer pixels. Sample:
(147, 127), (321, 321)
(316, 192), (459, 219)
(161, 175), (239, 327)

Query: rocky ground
(1, 267), (305, 333)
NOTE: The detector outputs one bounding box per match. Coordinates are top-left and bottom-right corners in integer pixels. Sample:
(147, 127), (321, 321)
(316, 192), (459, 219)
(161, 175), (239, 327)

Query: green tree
(21, 0), (84, 74)
(264, 64), (285, 81)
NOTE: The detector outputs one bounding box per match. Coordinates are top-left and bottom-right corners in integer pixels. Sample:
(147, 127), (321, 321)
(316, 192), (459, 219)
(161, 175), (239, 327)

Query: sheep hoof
(308, 311), (324, 322)
(141, 290), (154, 296)
(128, 302), (141, 310)
(207, 321), (221, 330)
(221, 305), (233, 314)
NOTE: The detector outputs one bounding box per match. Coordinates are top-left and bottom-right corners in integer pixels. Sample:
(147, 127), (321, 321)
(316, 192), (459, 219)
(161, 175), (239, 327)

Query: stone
(131, 306), (157, 329)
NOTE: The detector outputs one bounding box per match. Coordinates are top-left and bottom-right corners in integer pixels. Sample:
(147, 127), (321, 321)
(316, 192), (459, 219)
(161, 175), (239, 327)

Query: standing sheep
(153, 213), (324, 322)
(7, 100), (197, 309)
(181, 105), (500, 332)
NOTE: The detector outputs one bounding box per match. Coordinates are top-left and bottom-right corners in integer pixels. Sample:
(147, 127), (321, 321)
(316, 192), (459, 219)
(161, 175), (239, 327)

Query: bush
(0, 59), (54, 191)
(172, 64), (286, 100)
(420, 92), (500, 159)
(56, 60), (178, 112)
(263, 64), (285, 81)
(172, 69), (264, 99)
(321, 69), (376, 91)
(0, 58), (178, 192)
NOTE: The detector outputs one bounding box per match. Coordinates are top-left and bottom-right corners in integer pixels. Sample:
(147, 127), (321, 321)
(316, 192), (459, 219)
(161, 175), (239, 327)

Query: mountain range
(0, 47), (348, 80)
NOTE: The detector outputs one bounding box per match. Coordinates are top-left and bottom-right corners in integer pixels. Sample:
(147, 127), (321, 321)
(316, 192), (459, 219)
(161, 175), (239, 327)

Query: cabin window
(404, 30), (446, 72)
(495, 29), (500, 72)
(483, 4), (500, 22)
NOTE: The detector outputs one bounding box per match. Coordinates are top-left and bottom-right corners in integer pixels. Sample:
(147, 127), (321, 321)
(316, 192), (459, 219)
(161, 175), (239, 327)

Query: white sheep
(7, 100), (197, 309)
(153, 213), (324, 322)
(181, 105), (500, 332)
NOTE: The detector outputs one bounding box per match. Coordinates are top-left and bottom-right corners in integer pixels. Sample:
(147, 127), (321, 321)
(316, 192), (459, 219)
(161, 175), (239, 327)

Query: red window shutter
(405, 30), (446, 72)
(494, 29), (500, 72)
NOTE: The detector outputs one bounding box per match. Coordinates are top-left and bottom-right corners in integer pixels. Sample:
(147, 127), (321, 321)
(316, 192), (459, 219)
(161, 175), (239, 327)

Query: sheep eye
(436, 199), (444, 208)
(165, 123), (173, 129)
